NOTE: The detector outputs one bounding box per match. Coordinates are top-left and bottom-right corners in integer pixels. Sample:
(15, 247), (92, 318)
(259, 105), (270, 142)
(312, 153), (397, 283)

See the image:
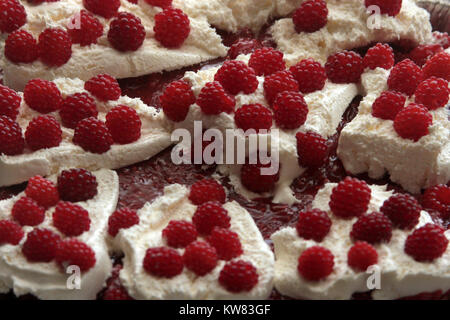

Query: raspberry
(0, 220), (24, 245)
(393, 103), (432, 142)
(197, 82), (235, 115)
(371, 91), (406, 120)
(273, 91), (308, 130)
(60, 92), (98, 129)
(144, 0), (172, 7)
(22, 228), (61, 262)
(5, 30), (39, 63)
(103, 265), (133, 300)
(380, 193), (421, 230)
(405, 223), (448, 262)
(325, 51), (363, 84)
(296, 131), (328, 168)
(108, 208), (139, 237)
(0, 84), (21, 120)
(108, 12), (145, 52)
(38, 28), (72, 66)
(0, 0), (26, 33)
(214, 60), (258, 95)
(160, 80), (195, 122)
(297, 246), (334, 281)
(162, 220), (198, 248)
(25, 115), (62, 151)
(350, 212), (393, 244)
(73, 117), (113, 154)
(422, 52), (450, 82)
(106, 105), (141, 144)
(408, 44), (443, 67)
(234, 104), (273, 132)
(263, 70), (299, 105)
(329, 177), (371, 219)
(363, 43), (395, 70)
(296, 209), (332, 242)
(219, 260), (258, 293)
(53, 201), (91, 237)
(84, 74), (121, 102)
(55, 239), (96, 271)
(143, 247), (184, 278)
(241, 161), (280, 194)
(0, 116), (24, 155)
(189, 179), (226, 205)
(364, 0), (402, 16)
(290, 58), (326, 94)
(422, 185), (450, 220)
(154, 8), (190, 49)
(414, 77), (449, 111)
(292, 0), (328, 33)
(387, 59), (423, 96)
(24, 79), (62, 114)
(12, 196), (45, 226)
(57, 168), (98, 202)
(207, 227), (243, 261)
(347, 242), (378, 272)
(25, 176), (59, 209)
(192, 201), (231, 236)
(83, 0), (120, 19)
(433, 31), (450, 49)
(248, 48), (285, 76)
(183, 241), (218, 276)
(227, 38), (262, 60)
(67, 10), (103, 46)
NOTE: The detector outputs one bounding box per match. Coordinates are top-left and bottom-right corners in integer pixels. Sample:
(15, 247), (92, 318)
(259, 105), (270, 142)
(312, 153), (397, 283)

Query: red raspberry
(393, 103), (432, 142)
(57, 168), (98, 202)
(363, 43), (395, 70)
(0, 116), (24, 155)
(263, 70), (299, 105)
(162, 220), (197, 248)
(292, 0), (328, 33)
(83, 0), (120, 19)
(144, 0), (172, 7)
(387, 59), (423, 96)
(214, 60), (258, 95)
(422, 185), (450, 220)
(106, 105), (141, 144)
(25, 115), (62, 151)
(38, 28), (72, 66)
(325, 51), (363, 84)
(22, 228), (61, 262)
(108, 208), (139, 237)
(154, 8), (190, 49)
(405, 223), (448, 262)
(73, 117), (113, 154)
(25, 176), (59, 209)
(273, 91), (308, 130)
(67, 10), (103, 46)
(103, 265), (133, 300)
(183, 241), (218, 276)
(84, 74), (121, 102)
(364, 0), (402, 16)
(296, 131), (328, 168)
(347, 242), (378, 272)
(296, 209), (332, 242)
(329, 177), (371, 219)
(219, 260), (258, 293)
(0, 220), (24, 245)
(241, 161), (280, 194)
(234, 104), (273, 132)
(143, 247), (184, 278)
(12, 196), (45, 226)
(60, 92), (98, 129)
(189, 179), (226, 205)
(290, 58), (326, 94)
(207, 227), (243, 261)
(414, 77), (449, 111)
(197, 82), (235, 115)
(53, 201), (91, 237)
(5, 30), (39, 63)
(108, 12), (145, 52)
(380, 193), (421, 230)
(422, 52), (450, 82)
(297, 246), (334, 281)
(160, 80), (195, 122)
(192, 201), (231, 236)
(409, 44), (443, 67)
(55, 239), (96, 271)
(433, 31), (450, 49)
(371, 91), (406, 120)
(248, 48), (285, 76)
(0, 0), (26, 33)
(350, 212), (393, 244)
(24, 79), (62, 114)
(227, 38), (262, 60)
(0, 84), (21, 120)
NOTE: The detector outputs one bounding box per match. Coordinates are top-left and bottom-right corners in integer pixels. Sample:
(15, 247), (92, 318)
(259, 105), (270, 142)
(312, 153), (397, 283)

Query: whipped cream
(0, 169), (119, 300)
